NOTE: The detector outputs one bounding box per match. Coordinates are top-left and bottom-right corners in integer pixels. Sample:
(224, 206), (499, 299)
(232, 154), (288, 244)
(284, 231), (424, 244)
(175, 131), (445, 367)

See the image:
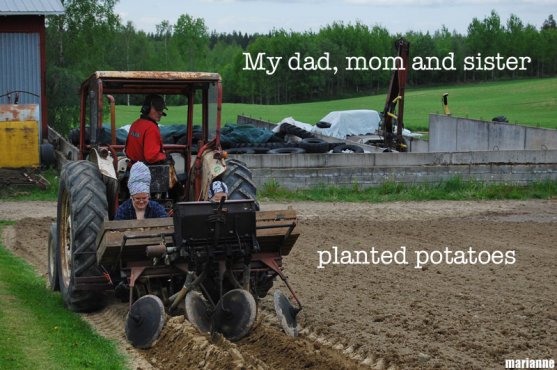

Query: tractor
(48, 71), (302, 348)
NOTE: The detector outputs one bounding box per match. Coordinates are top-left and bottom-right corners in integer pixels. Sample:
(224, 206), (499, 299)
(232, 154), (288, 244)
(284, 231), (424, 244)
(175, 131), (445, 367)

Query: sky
(114, 0), (556, 35)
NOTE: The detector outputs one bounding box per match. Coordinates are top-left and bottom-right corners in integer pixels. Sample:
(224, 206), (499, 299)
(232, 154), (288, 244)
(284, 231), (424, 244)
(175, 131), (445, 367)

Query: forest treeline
(45, 0), (557, 132)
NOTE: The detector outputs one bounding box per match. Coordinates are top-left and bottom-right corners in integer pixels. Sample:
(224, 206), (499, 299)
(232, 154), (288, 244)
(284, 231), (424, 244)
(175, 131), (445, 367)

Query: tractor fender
(199, 149), (226, 200)
(88, 148), (117, 180)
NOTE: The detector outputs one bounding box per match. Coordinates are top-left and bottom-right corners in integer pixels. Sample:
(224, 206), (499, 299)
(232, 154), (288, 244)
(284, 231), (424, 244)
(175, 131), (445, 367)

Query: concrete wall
(232, 115), (557, 190)
(429, 115), (557, 152)
(408, 137), (429, 152)
(231, 150), (557, 190)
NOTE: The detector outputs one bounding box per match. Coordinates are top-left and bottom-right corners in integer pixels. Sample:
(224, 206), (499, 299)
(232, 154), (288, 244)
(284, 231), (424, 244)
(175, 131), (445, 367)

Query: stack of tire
(330, 144), (364, 153)
(226, 122), (364, 155)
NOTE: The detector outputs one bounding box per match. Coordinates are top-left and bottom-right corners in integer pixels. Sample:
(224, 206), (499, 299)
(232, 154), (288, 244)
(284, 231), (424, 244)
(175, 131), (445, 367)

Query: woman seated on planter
(115, 162), (168, 220)
(115, 162), (230, 220)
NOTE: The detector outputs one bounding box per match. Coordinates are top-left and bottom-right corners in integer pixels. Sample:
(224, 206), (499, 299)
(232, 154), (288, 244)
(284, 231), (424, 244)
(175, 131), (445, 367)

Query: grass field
(112, 77), (557, 131)
(259, 177), (557, 202)
(0, 222), (127, 369)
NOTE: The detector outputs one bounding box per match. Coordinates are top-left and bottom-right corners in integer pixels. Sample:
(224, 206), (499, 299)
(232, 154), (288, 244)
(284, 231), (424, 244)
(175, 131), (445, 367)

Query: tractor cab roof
(81, 71), (222, 95)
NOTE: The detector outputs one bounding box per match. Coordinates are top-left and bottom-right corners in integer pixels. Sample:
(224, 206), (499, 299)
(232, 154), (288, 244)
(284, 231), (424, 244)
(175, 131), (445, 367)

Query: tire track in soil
(146, 313), (371, 370)
(1, 217), (53, 279)
(244, 310), (387, 369)
(234, 310), (371, 370)
(82, 301), (155, 370)
(257, 305), (399, 369)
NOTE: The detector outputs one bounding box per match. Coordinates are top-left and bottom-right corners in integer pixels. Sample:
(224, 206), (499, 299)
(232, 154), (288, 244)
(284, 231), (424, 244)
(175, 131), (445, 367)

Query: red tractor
(48, 71), (302, 347)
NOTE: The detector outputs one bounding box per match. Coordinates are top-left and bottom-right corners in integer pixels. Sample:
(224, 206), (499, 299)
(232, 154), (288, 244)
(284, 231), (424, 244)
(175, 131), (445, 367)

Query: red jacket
(125, 116), (166, 164)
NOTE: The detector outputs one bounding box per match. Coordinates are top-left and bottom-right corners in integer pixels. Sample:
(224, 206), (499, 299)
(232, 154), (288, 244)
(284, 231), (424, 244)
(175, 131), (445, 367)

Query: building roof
(0, 0), (64, 15)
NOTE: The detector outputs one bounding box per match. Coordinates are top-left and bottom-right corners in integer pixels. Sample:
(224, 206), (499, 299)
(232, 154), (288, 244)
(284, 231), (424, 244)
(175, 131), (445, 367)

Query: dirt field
(1, 200), (556, 369)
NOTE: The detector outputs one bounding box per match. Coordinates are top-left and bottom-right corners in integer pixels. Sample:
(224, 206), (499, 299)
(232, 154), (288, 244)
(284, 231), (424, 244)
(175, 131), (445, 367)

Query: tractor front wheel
(222, 159), (259, 209)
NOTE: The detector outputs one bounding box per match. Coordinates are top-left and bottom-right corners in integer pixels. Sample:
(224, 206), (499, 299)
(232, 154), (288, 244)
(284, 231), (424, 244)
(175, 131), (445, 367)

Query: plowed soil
(1, 200), (556, 369)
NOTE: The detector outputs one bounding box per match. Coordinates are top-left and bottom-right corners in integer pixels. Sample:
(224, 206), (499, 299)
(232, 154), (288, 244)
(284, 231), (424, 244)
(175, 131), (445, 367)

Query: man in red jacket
(125, 94), (168, 164)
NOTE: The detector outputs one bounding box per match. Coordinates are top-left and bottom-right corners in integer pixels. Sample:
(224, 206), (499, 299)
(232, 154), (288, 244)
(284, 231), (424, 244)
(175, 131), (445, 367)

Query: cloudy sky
(115, 0), (555, 35)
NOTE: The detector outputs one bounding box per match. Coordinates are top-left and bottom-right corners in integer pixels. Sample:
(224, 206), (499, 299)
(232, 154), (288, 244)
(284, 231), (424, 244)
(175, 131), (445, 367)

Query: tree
(42, 8), (555, 120)
(156, 20), (174, 69)
(45, 0), (121, 133)
(172, 14), (209, 70)
(504, 15), (526, 78)
(467, 10), (504, 80)
(47, 0), (120, 71)
(432, 26), (459, 83)
(542, 14), (556, 30)
(406, 31), (437, 85)
(541, 15), (557, 75)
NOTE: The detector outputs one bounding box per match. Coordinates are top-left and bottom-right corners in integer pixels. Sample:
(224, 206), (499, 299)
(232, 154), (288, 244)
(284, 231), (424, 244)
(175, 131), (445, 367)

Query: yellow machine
(0, 104), (41, 168)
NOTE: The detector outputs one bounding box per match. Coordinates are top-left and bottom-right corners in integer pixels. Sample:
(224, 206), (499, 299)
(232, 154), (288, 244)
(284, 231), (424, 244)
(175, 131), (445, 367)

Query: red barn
(0, 0), (64, 138)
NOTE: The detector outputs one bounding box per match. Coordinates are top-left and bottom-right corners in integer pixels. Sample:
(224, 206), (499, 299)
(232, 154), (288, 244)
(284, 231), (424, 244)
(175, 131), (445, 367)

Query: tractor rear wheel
(57, 160), (107, 312)
(222, 159), (259, 210)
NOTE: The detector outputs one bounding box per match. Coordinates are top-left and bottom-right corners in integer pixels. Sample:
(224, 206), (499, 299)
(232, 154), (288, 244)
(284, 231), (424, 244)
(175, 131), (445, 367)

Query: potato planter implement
(49, 71), (302, 348)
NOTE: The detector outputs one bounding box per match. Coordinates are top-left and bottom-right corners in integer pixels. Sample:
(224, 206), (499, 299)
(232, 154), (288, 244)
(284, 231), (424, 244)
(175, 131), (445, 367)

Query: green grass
(259, 177), (557, 202)
(2, 168), (554, 204)
(0, 221), (127, 369)
(112, 77), (557, 131)
(0, 169), (59, 201)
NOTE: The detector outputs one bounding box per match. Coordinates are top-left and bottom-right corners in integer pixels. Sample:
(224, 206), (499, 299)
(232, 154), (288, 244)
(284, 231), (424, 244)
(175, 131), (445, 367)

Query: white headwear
(128, 162), (151, 195)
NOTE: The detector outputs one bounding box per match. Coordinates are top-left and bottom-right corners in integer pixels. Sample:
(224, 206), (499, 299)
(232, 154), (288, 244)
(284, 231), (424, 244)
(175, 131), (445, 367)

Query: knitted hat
(128, 162), (151, 195)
